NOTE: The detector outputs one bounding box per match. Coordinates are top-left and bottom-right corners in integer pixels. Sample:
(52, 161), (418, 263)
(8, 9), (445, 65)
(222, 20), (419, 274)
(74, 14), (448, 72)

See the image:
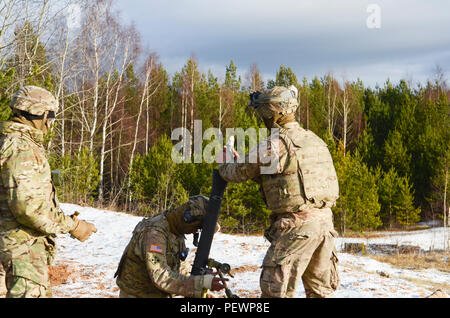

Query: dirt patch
(49, 261), (119, 298)
(233, 265), (260, 274)
(235, 289), (260, 298)
(49, 264), (75, 286)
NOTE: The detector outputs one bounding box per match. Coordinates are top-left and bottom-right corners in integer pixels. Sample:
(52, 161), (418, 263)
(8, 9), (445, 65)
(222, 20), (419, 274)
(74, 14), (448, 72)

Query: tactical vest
(261, 126), (339, 214)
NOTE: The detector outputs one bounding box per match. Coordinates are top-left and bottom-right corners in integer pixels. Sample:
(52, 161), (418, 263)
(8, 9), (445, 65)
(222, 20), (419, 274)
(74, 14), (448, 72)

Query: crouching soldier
(115, 195), (226, 298)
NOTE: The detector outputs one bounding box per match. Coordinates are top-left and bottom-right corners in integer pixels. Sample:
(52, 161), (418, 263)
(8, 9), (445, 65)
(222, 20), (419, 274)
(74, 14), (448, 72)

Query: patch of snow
(51, 204), (449, 298)
(335, 227), (450, 252)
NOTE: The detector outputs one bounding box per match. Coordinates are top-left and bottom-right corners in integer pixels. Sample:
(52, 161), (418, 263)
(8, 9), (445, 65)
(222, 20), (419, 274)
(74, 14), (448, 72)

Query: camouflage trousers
(260, 208), (340, 298)
(0, 239), (51, 298)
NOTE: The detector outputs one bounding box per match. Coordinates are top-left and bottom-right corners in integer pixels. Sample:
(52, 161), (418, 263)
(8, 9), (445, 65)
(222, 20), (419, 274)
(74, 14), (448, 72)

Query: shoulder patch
(149, 245), (164, 254)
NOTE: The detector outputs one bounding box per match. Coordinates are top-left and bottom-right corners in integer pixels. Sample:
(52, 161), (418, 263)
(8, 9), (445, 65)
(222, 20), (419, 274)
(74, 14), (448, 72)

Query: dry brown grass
(341, 226), (432, 239)
(372, 251), (450, 272)
(341, 231), (386, 239)
(399, 276), (450, 295)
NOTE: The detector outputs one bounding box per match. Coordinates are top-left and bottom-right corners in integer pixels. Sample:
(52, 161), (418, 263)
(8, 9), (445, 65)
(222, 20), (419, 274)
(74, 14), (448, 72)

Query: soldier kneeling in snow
(114, 195), (226, 298)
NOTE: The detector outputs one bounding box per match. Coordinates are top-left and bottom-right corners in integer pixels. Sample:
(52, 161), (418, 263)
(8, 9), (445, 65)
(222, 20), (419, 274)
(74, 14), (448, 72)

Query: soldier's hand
(70, 215), (97, 242)
(210, 277), (229, 292)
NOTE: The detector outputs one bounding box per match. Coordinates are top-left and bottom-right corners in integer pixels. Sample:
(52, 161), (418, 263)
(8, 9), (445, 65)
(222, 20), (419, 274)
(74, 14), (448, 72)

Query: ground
(49, 204), (450, 298)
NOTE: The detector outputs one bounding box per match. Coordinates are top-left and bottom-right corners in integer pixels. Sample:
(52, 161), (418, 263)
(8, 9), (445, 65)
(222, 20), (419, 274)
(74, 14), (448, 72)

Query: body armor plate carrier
(261, 126), (339, 214)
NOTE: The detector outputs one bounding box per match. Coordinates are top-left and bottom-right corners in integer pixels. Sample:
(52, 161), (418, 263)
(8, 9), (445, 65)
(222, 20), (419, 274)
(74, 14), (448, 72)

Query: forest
(0, 0), (448, 234)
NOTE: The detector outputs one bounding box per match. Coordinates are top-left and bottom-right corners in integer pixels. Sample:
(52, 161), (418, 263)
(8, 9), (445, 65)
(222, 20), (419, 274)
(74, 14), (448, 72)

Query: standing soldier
(115, 195), (226, 298)
(218, 86), (340, 298)
(0, 86), (97, 298)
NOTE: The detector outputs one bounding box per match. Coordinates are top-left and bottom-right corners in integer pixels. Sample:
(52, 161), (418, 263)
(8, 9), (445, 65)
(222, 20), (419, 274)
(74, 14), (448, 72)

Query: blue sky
(115, 0), (450, 88)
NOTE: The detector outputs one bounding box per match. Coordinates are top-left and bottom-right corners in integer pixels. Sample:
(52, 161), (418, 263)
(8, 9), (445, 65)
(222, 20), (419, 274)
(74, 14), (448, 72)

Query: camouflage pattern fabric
(219, 133), (284, 183)
(260, 208), (340, 298)
(0, 239), (48, 298)
(0, 121), (76, 298)
(10, 86), (59, 116)
(115, 214), (213, 298)
(219, 120), (340, 298)
(250, 86), (299, 117)
(261, 122), (339, 212)
(219, 121), (339, 210)
(0, 258), (6, 297)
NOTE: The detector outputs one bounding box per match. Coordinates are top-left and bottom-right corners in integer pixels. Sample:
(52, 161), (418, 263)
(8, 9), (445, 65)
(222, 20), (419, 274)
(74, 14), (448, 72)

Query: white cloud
(116, 0), (450, 87)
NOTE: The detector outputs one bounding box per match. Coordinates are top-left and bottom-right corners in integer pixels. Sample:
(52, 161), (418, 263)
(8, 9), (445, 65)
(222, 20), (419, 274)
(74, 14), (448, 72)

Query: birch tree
(127, 54), (162, 206)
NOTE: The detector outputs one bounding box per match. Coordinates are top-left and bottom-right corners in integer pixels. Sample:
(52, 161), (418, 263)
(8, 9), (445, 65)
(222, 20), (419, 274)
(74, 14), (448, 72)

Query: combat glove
(70, 212), (97, 242)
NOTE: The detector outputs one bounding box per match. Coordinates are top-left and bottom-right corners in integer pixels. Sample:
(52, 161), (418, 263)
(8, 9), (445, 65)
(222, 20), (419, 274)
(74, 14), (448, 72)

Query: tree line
(0, 0), (448, 234)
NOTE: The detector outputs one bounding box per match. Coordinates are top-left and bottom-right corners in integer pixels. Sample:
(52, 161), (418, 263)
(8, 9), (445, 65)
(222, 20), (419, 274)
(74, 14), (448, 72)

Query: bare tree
(97, 19), (137, 203)
(335, 77), (365, 154)
(245, 62), (265, 93)
(324, 73), (339, 139)
(127, 54), (161, 206)
(51, 1), (85, 157)
(0, 0), (77, 96)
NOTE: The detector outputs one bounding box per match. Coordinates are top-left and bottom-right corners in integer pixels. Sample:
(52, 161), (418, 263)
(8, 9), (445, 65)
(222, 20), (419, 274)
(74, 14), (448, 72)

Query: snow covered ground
(334, 228), (450, 252)
(51, 204), (450, 298)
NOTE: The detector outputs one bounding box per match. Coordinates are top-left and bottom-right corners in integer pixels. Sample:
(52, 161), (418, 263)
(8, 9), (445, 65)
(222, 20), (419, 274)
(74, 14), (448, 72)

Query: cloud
(116, 0), (450, 87)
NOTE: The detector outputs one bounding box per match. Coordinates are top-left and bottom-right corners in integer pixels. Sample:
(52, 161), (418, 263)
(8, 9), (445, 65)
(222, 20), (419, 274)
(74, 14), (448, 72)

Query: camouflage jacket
(219, 121), (339, 214)
(115, 214), (213, 298)
(0, 121), (75, 256)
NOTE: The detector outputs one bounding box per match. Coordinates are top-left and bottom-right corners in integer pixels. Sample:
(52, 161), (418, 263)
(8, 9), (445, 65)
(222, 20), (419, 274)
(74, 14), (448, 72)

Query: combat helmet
(182, 195), (220, 233)
(165, 195), (220, 236)
(10, 86), (58, 117)
(183, 195), (210, 224)
(249, 85), (299, 123)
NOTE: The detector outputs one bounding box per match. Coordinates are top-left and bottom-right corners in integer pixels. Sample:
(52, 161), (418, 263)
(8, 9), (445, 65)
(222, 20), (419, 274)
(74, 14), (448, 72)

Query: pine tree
(377, 167), (410, 228)
(274, 65), (298, 87)
(395, 176), (421, 227)
(383, 130), (411, 177)
(333, 146), (382, 233)
(0, 68), (15, 121)
(128, 135), (189, 215)
(219, 181), (270, 234)
(225, 60), (241, 91)
(49, 147), (100, 204)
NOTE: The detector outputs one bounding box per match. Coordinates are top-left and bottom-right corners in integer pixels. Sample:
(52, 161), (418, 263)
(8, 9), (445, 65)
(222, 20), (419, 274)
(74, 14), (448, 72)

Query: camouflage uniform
(0, 86), (93, 298)
(219, 86), (340, 298)
(115, 196), (216, 298)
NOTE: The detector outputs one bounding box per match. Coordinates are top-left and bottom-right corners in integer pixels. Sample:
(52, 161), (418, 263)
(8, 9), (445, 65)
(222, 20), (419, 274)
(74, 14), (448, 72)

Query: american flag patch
(150, 245), (163, 254)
